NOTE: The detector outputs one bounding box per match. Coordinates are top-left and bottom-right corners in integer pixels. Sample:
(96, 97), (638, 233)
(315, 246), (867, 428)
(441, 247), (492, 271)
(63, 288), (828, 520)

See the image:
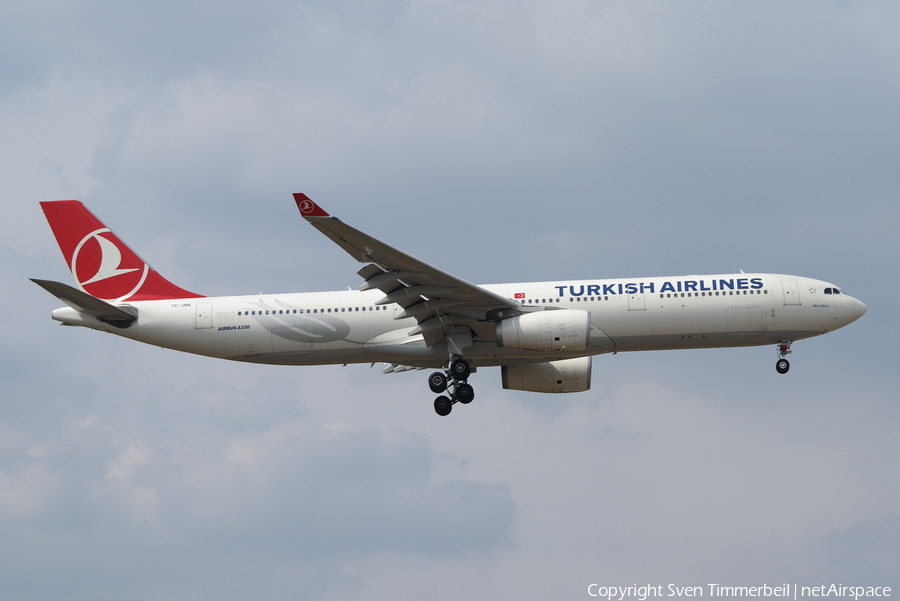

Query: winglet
(293, 193), (330, 218)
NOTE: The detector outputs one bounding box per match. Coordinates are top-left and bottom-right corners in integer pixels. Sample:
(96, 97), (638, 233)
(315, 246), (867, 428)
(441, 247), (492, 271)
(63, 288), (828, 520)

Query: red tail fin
(40, 200), (203, 302)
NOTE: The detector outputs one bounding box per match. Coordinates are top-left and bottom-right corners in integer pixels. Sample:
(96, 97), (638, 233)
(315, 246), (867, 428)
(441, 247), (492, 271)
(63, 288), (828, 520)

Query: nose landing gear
(776, 340), (792, 374)
(430, 356), (474, 416)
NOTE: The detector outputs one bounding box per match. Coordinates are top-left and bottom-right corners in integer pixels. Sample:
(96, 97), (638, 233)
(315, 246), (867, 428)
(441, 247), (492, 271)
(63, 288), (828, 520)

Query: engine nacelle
(501, 356), (592, 393)
(495, 309), (591, 352)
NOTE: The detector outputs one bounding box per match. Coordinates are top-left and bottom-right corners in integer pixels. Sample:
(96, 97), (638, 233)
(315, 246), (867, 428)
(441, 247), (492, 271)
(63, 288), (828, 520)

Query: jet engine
(501, 356), (592, 393)
(495, 309), (591, 352)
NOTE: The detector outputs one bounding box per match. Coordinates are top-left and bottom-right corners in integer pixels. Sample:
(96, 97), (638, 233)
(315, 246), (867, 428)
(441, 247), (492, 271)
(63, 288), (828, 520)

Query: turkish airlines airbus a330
(33, 194), (866, 416)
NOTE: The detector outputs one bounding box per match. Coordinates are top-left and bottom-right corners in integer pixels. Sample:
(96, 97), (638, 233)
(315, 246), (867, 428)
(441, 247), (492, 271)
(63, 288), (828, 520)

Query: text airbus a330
(33, 194), (866, 416)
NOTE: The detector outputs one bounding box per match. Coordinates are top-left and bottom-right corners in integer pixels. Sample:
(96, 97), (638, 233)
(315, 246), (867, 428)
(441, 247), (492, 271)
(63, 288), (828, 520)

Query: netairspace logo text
(587, 585), (892, 600)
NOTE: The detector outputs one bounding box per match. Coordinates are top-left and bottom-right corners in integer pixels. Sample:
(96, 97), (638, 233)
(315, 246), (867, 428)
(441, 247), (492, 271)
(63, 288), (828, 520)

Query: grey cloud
(0, 414), (514, 598)
(808, 516), (900, 584)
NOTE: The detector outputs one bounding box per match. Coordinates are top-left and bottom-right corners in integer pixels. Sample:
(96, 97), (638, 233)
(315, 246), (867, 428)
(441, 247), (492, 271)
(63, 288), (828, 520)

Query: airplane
(33, 194), (867, 416)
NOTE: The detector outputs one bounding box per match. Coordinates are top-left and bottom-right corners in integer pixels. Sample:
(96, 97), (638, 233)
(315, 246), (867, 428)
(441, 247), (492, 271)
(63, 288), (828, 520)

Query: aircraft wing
(294, 193), (521, 349)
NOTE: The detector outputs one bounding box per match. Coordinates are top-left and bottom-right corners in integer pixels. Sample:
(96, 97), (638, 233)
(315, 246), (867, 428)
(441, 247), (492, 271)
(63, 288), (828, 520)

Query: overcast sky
(2, 1), (899, 599)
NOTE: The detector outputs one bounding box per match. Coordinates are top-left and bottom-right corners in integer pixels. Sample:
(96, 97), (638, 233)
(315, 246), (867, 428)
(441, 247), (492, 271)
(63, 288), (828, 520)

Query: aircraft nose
(851, 297), (867, 320)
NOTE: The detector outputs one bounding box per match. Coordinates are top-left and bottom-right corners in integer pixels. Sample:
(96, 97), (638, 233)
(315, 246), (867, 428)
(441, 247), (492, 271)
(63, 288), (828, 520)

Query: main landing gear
(775, 339), (792, 374)
(430, 357), (475, 416)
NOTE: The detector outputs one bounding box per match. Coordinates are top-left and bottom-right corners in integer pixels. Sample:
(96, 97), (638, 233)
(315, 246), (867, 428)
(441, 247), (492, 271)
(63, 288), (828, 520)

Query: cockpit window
(824, 287), (844, 295)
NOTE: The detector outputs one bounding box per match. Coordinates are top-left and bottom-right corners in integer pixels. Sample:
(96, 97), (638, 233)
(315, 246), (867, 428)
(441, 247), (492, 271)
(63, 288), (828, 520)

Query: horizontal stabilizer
(31, 279), (137, 324)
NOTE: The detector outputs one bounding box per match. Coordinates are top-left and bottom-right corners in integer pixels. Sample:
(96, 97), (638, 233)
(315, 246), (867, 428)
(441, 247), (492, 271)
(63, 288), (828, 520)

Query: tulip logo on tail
(72, 228), (149, 301)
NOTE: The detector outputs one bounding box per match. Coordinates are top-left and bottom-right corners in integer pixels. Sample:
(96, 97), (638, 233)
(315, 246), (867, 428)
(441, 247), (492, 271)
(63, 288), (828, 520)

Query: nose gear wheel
(775, 340), (792, 374)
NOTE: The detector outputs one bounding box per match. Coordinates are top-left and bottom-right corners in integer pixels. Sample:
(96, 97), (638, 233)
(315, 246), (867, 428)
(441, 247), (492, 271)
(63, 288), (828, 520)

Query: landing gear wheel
(776, 359), (790, 374)
(428, 372), (448, 393)
(434, 396), (452, 416)
(455, 383), (474, 404)
(449, 359), (471, 381)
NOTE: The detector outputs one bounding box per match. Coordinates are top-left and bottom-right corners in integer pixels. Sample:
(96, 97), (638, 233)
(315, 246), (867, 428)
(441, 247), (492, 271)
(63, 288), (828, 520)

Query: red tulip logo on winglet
(293, 193), (330, 217)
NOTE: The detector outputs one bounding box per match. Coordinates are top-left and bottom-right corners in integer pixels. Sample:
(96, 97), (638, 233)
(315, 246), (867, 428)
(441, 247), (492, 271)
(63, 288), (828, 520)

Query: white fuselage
(51, 273), (867, 369)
